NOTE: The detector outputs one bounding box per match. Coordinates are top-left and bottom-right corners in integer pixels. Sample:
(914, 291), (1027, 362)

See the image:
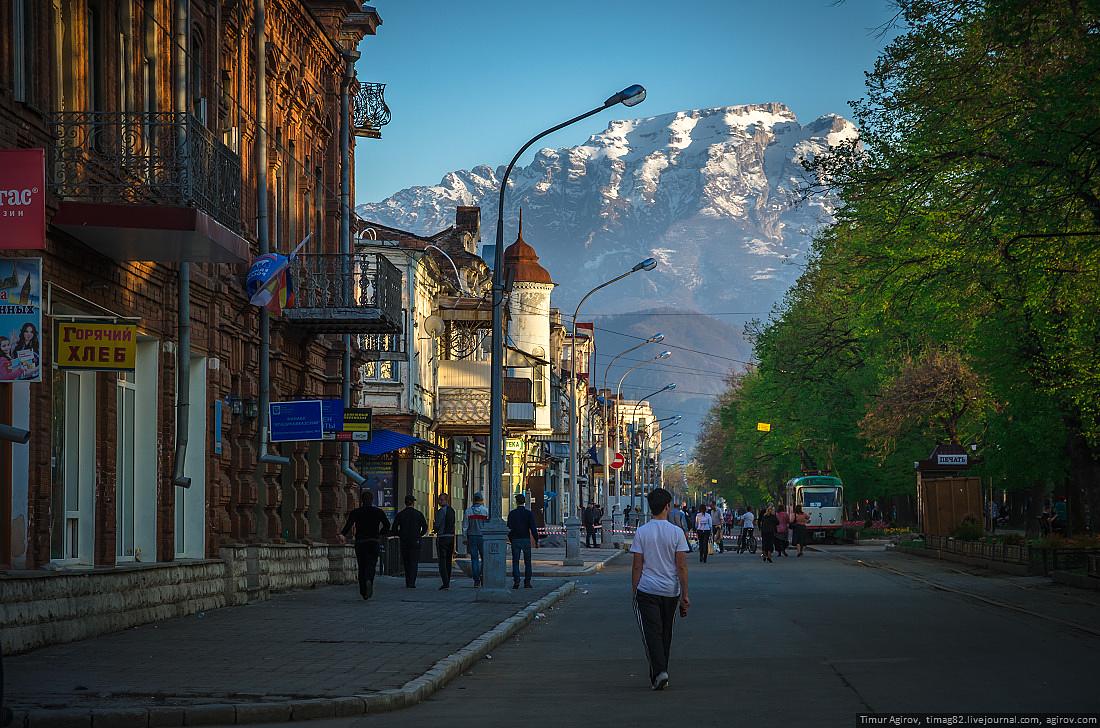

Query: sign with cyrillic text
(54, 321), (138, 371)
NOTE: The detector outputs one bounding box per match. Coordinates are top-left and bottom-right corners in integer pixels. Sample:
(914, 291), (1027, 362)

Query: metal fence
(48, 111), (242, 232)
(288, 252), (402, 325)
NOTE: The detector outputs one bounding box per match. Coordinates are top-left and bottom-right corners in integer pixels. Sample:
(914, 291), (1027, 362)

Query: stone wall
(1, 545), (358, 655)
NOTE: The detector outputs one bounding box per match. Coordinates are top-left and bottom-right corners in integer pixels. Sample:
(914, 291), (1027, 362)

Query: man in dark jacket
(338, 489), (390, 599)
(433, 492), (457, 590)
(393, 495), (428, 588)
(507, 493), (540, 589)
(582, 502), (601, 548)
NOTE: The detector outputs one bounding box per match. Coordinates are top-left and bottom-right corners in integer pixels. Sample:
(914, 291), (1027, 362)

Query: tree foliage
(694, 0), (1100, 523)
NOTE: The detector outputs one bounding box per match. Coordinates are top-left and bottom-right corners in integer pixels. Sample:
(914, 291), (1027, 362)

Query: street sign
(344, 407), (373, 435)
(54, 321), (138, 371)
(269, 400), (324, 442)
(321, 398), (344, 434)
(936, 453), (968, 467)
(757, 422), (771, 432)
(506, 438), (524, 452)
(609, 452), (625, 470)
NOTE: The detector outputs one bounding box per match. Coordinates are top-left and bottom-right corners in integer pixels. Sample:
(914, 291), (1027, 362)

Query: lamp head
(605, 84), (647, 108)
(648, 333), (665, 343)
(656, 351), (671, 360)
(665, 383), (677, 391)
(632, 257), (657, 272)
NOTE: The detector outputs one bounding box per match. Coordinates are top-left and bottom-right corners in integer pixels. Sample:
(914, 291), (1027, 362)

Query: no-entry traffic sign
(610, 452), (626, 470)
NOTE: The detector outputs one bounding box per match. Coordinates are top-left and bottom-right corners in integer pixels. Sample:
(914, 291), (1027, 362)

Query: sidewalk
(453, 546), (625, 578)
(6, 574), (574, 727)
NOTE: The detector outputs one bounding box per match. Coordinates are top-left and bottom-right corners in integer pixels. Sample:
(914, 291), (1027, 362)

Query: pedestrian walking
(792, 504), (809, 556)
(507, 493), (540, 589)
(433, 492), (456, 590)
(465, 492), (489, 587)
(694, 504), (712, 563)
(775, 503), (790, 557)
(669, 501), (692, 552)
(337, 489), (390, 600)
(630, 487), (690, 692)
(759, 505), (779, 562)
(393, 495), (428, 588)
(736, 506), (755, 554)
(710, 503), (724, 553)
(583, 502), (600, 548)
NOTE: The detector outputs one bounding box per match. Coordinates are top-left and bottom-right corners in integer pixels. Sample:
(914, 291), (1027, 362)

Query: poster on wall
(360, 460), (397, 520)
(0, 257), (42, 382)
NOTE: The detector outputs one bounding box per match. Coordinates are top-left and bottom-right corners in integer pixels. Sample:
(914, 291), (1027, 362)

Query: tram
(784, 474), (845, 541)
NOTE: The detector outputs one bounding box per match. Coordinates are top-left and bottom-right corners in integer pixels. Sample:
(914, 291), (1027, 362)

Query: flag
(245, 235), (310, 315)
(586, 446), (602, 465)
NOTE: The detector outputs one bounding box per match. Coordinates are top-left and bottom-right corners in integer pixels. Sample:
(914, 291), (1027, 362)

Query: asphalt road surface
(287, 545), (1100, 727)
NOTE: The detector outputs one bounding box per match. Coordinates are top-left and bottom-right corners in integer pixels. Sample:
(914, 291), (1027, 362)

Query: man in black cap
(337, 489), (390, 600)
(393, 494), (428, 588)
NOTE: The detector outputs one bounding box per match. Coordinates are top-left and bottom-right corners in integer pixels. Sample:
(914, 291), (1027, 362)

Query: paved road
(299, 545), (1098, 727)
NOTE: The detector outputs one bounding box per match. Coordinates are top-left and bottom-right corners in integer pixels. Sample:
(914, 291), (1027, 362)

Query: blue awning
(358, 429), (447, 458)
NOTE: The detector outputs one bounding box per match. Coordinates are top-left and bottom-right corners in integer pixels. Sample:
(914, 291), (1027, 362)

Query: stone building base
(1, 544), (358, 655)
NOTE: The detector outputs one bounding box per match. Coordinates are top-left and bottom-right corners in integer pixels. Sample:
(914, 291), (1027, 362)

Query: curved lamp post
(565, 259), (656, 564)
(599, 334), (663, 514)
(628, 383), (676, 521)
(483, 84), (646, 593)
(613, 350), (671, 510)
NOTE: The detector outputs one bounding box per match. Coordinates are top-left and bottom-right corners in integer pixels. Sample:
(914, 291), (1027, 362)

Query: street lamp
(628, 383), (676, 520)
(565, 261), (657, 565)
(484, 84), (647, 594)
(600, 334), (663, 515)
(613, 350), (671, 512)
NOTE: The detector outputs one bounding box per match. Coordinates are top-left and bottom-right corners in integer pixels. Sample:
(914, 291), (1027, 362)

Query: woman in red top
(775, 504), (790, 557)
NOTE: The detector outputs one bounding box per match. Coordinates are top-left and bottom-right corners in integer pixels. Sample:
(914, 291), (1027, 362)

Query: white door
(61, 371), (96, 565)
(117, 340), (159, 562)
(174, 355), (206, 559)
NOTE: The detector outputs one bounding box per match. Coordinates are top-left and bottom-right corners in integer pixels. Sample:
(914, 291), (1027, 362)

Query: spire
(504, 210), (553, 285)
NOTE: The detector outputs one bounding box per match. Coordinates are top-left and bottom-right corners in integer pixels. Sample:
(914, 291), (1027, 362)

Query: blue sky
(354, 0), (899, 202)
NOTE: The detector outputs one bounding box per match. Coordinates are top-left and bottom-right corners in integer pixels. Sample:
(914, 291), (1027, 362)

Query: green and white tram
(784, 475), (845, 541)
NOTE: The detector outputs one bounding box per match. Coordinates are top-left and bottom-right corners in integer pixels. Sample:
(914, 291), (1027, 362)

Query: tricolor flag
(245, 235), (310, 315)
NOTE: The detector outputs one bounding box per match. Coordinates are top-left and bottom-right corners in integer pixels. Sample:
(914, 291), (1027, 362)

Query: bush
(1001, 533), (1026, 546)
(950, 519), (984, 541)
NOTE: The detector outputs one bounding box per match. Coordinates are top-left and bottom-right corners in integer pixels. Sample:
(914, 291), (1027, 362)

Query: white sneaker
(653, 671), (669, 691)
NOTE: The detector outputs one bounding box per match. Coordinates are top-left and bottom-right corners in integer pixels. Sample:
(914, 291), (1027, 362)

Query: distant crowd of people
(654, 501), (812, 564)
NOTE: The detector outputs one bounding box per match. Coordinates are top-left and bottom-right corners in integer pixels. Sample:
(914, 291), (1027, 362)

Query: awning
(53, 201), (250, 263)
(358, 429), (447, 458)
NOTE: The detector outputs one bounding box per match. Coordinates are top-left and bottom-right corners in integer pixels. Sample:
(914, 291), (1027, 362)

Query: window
(363, 360), (397, 381)
(533, 364), (546, 405)
(142, 0), (157, 115)
(800, 489), (839, 508)
(190, 29), (205, 122)
(116, 372), (137, 559)
(87, 1), (104, 112)
(11, 0), (37, 104)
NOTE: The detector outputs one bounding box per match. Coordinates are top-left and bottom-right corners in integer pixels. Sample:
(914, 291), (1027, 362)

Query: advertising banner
(269, 400), (324, 442)
(0, 257), (41, 382)
(0, 149), (46, 251)
(54, 321), (138, 371)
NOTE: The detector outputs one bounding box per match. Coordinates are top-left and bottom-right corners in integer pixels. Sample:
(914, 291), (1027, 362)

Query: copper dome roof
(504, 211), (553, 285)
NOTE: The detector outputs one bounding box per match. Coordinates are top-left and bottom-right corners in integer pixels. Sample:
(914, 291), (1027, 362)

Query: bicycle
(736, 527), (757, 554)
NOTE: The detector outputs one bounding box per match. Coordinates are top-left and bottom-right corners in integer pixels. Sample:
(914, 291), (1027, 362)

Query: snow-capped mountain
(358, 103), (856, 314)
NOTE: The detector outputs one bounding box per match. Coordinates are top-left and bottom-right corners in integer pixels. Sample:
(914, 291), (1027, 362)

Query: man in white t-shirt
(630, 487), (690, 691)
(737, 507), (756, 554)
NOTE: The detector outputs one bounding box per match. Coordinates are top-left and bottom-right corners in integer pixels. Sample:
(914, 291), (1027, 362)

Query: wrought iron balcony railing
(284, 252), (402, 334)
(47, 112), (242, 233)
(352, 83), (391, 139)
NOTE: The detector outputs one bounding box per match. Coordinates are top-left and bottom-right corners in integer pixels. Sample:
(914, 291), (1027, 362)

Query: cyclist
(736, 506), (755, 554)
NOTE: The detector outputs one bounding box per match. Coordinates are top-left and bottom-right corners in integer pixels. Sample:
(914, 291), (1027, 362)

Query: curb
(11, 582), (578, 728)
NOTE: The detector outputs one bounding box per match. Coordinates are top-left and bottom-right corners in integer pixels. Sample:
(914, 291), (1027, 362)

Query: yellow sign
(54, 321), (137, 371)
(711, 479), (718, 484)
(505, 438), (524, 452)
(756, 422), (771, 432)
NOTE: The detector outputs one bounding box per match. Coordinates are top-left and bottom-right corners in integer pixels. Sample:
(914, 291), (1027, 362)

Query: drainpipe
(256, 0), (288, 467)
(340, 51), (365, 486)
(171, 0), (192, 487)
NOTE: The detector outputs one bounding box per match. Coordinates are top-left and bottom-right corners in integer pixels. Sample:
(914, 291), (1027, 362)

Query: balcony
(506, 401), (536, 428)
(352, 83), (391, 139)
(47, 111), (248, 263)
(283, 253), (402, 334)
(357, 326), (406, 362)
(505, 375), (535, 429)
(436, 361), (491, 435)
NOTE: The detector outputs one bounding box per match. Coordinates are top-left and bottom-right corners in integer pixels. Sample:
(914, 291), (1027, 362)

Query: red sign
(610, 452), (625, 470)
(0, 149), (46, 250)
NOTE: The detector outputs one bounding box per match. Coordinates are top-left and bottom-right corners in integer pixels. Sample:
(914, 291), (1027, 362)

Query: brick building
(0, 0), (391, 577)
